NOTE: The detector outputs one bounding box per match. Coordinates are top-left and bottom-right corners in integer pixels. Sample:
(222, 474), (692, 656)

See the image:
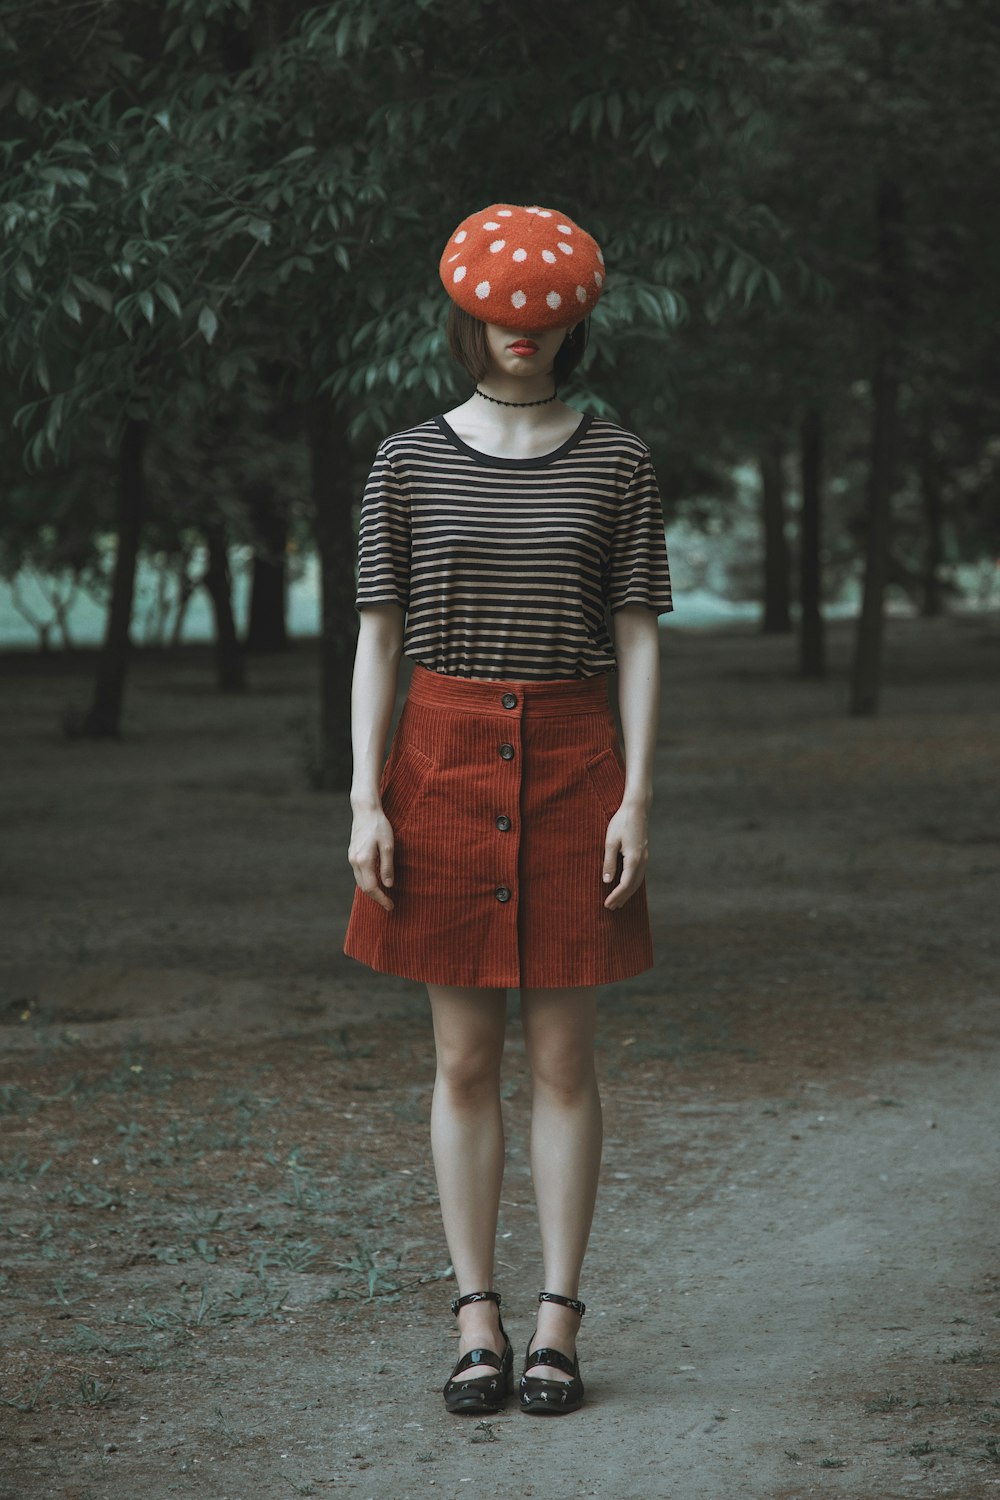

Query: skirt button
(501, 692), (517, 709)
(495, 886), (512, 903)
(499, 743), (515, 760)
(496, 815), (512, 832)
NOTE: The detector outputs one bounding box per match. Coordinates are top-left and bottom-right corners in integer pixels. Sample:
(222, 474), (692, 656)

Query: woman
(344, 202), (673, 1416)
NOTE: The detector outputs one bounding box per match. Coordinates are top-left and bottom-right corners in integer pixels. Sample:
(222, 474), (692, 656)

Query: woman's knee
(527, 1034), (597, 1102)
(521, 991), (598, 1102)
(429, 988), (505, 1102)
(434, 1033), (503, 1102)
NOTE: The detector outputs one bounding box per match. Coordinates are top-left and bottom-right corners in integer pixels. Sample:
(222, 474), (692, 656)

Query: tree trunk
(202, 518), (246, 691)
(919, 407), (944, 617)
(799, 405), (826, 678)
(308, 396), (357, 791)
(849, 175), (907, 717)
(244, 481), (289, 652)
(77, 419), (146, 737)
(759, 433), (792, 633)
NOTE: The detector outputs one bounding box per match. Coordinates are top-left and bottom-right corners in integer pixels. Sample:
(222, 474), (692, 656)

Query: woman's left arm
(603, 605), (661, 910)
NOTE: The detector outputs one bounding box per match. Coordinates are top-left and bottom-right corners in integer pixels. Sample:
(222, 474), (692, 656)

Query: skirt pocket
(584, 743), (627, 820)
(380, 738), (435, 835)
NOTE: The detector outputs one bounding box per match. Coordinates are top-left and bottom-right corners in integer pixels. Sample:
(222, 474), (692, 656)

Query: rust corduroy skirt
(343, 664), (654, 989)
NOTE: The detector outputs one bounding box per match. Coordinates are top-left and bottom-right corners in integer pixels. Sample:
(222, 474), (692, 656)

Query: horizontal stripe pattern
(354, 415), (673, 679)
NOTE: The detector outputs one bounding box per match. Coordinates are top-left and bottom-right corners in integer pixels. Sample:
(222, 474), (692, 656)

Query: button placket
(494, 694), (521, 932)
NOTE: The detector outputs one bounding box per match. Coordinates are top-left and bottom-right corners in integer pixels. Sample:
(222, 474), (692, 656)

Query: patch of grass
(278, 1475), (315, 1497)
(321, 1027), (375, 1061)
(118, 1277), (291, 1347)
(864, 1391), (907, 1413)
(248, 1236), (323, 1274)
(76, 1375), (120, 1407)
(57, 1181), (123, 1210)
(0, 1083), (39, 1116)
(319, 1241), (448, 1303)
(46, 1279), (86, 1308)
(0, 1151), (51, 1183)
(68, 1324), (153, 1358)
(0, 1370), (52, 1412)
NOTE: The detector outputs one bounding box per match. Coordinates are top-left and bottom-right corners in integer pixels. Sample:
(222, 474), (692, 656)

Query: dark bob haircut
(446, 304), (588, 387)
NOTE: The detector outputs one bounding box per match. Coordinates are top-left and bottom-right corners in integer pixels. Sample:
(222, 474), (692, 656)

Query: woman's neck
(475, 371), (557, 409)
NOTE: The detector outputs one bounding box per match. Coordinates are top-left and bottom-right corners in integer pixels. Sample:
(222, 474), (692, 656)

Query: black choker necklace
(474, 388), (558, 408)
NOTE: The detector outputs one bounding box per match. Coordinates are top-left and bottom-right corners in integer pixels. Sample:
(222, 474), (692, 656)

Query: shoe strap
(451, 1289), (501, 1316)
(523, 1345), (577, 1378)
(538, 1290), (586, 1318)
(450, 1345), (504, 1378)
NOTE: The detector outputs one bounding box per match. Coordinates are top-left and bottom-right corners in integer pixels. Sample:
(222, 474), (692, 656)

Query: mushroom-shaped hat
(439, 203), (606, 331)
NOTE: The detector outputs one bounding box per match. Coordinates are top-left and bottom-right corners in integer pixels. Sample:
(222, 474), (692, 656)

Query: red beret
(439, 203), (606, 331)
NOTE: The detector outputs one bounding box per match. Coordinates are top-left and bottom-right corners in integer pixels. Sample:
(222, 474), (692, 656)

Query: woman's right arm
(348, 603), (405, 912)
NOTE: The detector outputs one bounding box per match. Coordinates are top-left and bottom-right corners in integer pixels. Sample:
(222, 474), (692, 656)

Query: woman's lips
(508, 340), (539, 355)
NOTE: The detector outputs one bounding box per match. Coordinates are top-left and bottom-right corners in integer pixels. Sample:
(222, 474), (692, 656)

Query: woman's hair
(446, 304), (588, 387)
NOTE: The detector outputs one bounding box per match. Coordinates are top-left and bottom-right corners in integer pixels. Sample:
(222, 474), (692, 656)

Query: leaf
(29, 428), (49, 470)
(198, 305), (218, 344)
(742, 265), (763, 307)
(138, 290), (155, 326)
(15, 261), (33, 295)
(246, 218), (272, 244)
(61, 291), (82, 323)
(73, 275), (113, 313)
(15, 87), (39, 121)
(154, 281), (182, 318)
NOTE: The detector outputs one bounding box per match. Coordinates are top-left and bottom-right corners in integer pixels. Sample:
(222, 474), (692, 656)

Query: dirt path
(1, 614), (998, 1499)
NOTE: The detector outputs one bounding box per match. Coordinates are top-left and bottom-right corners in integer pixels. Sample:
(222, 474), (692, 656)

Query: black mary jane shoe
(443, 1290), (514, 1416)
(518, 1290), (586, 1416)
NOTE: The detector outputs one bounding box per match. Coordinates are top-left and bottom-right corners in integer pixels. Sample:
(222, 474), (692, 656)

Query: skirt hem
(342, 943), (655, 991)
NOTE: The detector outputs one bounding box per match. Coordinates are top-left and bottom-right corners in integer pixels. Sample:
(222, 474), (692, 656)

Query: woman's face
(483, 322), (574, 379)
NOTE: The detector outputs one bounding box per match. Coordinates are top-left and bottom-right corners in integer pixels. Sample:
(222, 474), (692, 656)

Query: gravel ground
(1, 611), (998, 1500)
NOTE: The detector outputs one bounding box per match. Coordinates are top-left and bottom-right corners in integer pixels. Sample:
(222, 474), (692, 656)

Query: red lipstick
(508, 339), (539, 356)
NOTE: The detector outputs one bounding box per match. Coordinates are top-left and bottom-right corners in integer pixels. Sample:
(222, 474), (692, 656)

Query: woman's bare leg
(519, 985), (602, 1382)
(428, 983), (508, 1378)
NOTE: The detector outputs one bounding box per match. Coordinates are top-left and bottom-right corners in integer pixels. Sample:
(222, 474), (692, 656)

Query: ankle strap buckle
(451, 1289), (502, 1316)
(538, 1290), (586, 1318)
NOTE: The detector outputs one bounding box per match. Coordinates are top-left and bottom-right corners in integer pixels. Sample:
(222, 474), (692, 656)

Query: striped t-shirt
(353, 412), (674, 680)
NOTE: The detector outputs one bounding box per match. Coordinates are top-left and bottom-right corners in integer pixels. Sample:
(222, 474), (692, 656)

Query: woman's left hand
(602, 801), (649, 909)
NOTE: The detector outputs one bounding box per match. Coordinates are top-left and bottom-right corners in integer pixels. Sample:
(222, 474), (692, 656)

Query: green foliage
(0, 0), (996, 640)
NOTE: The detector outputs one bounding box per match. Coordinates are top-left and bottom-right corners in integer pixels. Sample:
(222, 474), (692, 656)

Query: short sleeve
(607, 450), (674, 615)
(354, 441), (410, 611)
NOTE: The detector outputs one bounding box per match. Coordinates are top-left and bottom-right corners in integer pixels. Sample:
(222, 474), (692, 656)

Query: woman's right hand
(348, 804), (396, 912)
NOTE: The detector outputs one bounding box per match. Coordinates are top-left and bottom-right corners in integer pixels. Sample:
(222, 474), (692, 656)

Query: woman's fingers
(603, 846), (647, 909)
(357, 855), (394, 911)
(602, 834), (621, 886)
(349, 830), (395, 912)
(379, 835), (395, 895)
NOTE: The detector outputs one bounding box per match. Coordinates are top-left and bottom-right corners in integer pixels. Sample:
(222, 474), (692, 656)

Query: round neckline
(433, 411), (594, 469)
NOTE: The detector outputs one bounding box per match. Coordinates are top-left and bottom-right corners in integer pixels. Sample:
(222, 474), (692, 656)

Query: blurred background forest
(1, 0), (998, 785)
